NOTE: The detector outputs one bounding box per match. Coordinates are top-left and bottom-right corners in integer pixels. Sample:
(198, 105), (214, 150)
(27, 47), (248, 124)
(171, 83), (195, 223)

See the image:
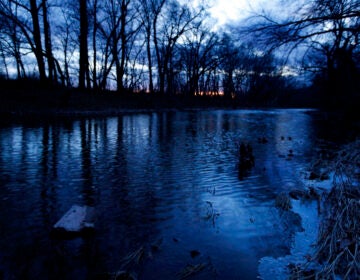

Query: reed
(176, 263), (206, 279)
(275, 192), (292, 211)
(314, 171), (360, 279)
(290, 140), (360, 279)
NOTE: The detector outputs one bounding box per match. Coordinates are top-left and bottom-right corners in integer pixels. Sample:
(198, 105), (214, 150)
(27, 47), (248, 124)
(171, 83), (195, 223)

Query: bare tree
(153, 0), (205, 95)
(42, 0), (56, 83)
(89, 0), (99, 90)
(0, 0), (61, 83)
(247, 0), (360, 100)
(219, 33), (240, 98)
(79, 0), (90, 89)
(29, 0), (46, 81)
(137, 0), (166, 93)
(0, 1), (26, 79)
(95, 0), (141, 92)
(54, 4), (79, 87)
(179, 27), (220, 96)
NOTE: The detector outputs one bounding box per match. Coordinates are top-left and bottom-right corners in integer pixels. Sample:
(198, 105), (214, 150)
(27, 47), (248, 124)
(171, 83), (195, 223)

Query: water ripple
(0, 109), (329, 279)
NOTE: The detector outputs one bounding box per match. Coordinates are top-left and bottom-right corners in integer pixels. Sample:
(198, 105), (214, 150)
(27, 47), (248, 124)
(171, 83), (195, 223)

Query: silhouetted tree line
(0, 0), (359, 106)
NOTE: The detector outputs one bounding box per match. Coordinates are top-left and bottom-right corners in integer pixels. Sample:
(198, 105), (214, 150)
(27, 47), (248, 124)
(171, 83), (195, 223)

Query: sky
(179, 0), (284, 28)
(208, 0), (252, 26)
(206, 0), (285, 28)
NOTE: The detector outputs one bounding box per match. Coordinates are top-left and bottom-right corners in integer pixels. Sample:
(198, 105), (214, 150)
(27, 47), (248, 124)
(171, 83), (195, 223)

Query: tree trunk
(146, 27), (154, 93)
(118, 0), (128, 93)
(153, 12), (164, 94)
(12, 34), (26, 79)
(30, 0), (46, 82)
(0, 43), (9, 79)
(42, 0), (56, 84)
(114, 0), (128, 93)
(79, 0), (89, 89)
(113, 36), (122, 92)
(92, 0), (98, 90)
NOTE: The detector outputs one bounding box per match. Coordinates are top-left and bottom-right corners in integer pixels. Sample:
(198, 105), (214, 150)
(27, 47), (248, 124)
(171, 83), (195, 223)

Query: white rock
(54, 205), (95, 232)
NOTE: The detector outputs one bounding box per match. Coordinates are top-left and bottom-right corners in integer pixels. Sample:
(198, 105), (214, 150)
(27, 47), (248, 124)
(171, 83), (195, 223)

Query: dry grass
(104, 247), (145, 280)
(119, 247), (145, 268)
(176, 263), (207, 279)
(290, 140), (360, 279)
(314, 171), (360, 279)
(203, 201), (220, 226)
(275, 192), (292, 211)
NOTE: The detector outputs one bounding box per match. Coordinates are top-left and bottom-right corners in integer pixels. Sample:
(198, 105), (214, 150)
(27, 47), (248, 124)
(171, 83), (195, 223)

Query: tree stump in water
(238, 142), (255, 178)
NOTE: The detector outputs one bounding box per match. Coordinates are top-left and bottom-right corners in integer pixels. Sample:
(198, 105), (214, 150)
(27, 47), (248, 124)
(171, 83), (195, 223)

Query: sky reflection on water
(0, 109), (323, 279)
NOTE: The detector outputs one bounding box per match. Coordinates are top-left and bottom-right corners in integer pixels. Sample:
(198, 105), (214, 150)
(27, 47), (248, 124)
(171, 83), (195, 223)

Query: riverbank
(299, 139), (360, 279)
(2, 85), (360, 122)
(259, 139), (360, 279)
(0, 80), (236, 118)
(0, 90), (240, 122)
(0, 78), (322, 119)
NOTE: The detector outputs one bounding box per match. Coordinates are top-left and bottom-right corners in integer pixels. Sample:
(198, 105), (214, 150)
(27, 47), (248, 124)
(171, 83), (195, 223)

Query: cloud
(209, 1), (250, 26)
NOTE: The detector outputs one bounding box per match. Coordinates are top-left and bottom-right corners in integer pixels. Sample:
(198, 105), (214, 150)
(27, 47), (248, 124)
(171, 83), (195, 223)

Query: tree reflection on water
(0, 109), (344, 279)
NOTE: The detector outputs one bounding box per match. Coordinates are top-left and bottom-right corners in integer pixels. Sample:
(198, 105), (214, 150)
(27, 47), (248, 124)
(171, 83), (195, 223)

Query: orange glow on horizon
(195, 90), (224, 96)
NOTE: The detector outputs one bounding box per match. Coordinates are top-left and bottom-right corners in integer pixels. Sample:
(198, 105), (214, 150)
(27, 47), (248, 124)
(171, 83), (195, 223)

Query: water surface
(0, 109), (344, 279)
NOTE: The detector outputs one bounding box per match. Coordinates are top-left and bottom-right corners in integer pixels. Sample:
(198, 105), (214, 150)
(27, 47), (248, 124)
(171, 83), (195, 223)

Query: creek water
(0, 109), (355, 279)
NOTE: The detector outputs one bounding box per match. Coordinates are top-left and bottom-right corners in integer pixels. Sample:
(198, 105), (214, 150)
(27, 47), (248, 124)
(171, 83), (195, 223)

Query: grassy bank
(289, 140), (360, 279)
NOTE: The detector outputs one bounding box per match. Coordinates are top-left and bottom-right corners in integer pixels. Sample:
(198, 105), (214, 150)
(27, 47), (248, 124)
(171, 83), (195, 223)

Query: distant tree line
(0, 0), (359, 106)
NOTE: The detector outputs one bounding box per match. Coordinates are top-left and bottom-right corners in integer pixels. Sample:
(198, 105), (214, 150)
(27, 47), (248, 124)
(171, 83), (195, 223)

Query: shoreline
(0, 81), (322, 120)
(260, 139), (360, 279)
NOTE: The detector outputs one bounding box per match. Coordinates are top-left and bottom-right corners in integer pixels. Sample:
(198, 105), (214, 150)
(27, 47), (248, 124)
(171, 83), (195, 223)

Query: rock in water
(53, 205), (95, 234)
